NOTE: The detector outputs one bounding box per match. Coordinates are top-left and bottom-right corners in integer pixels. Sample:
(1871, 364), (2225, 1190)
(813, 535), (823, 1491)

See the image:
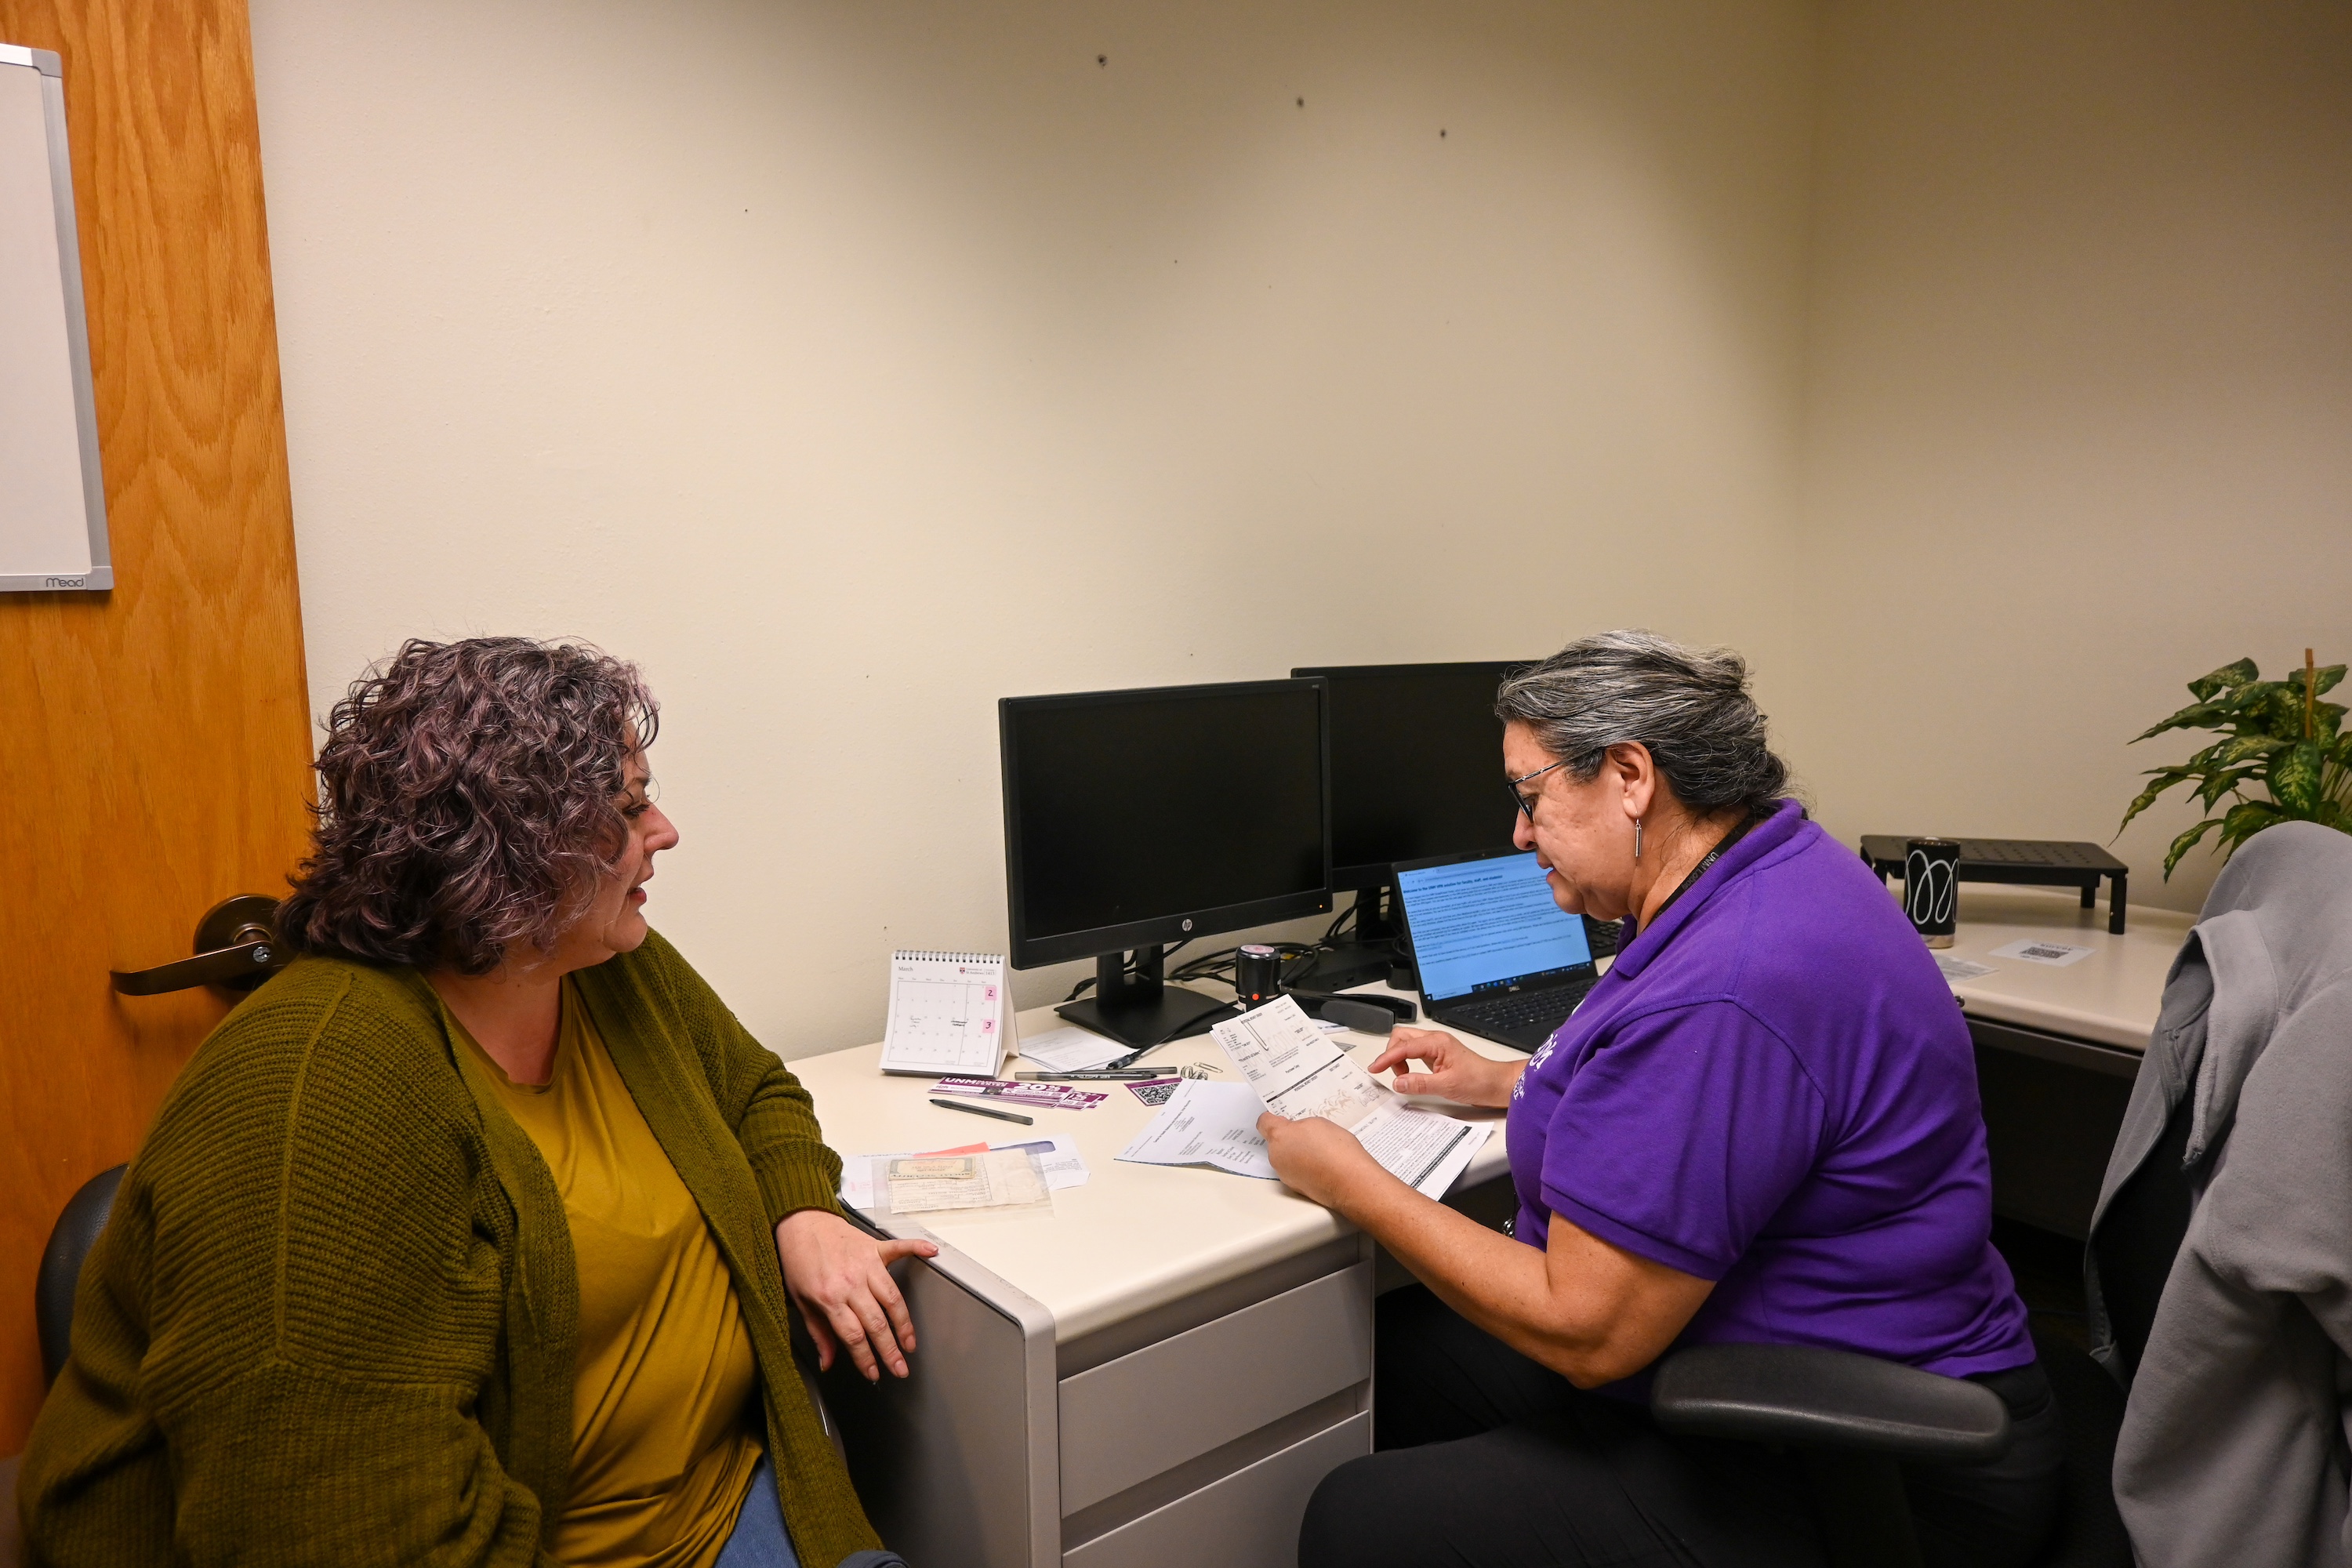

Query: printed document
(884, 1149), (1051, 1216)
(1018, 1025), (1132, 1073)
(1116, 1080), (1280, 1179)
(1214, 996), (1489, 1198)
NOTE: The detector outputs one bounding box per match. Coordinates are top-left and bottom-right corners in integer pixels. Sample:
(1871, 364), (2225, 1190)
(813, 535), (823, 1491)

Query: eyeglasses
(1504, 758), (1569, 820)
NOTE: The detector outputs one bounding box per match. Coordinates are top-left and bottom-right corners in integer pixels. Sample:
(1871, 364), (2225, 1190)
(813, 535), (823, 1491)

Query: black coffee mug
(1904, 837), (1960, 948)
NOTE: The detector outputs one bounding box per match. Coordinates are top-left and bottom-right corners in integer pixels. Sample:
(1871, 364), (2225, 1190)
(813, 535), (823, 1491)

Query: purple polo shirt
(1505, 799), (2033, 1381)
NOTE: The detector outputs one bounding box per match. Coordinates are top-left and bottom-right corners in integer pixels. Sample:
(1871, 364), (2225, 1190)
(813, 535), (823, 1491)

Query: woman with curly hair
(20, 638), (922, 1568)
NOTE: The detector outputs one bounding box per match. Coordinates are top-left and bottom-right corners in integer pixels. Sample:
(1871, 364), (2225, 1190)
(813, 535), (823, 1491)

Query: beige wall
(249, 1), (1818, 1056)
(1785, 0), (2352, 913)
(251, 0), (2349, 1056)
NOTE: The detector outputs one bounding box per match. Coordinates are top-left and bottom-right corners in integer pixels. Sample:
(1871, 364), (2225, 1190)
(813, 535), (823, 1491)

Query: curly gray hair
(1495, 630), (1789, 816)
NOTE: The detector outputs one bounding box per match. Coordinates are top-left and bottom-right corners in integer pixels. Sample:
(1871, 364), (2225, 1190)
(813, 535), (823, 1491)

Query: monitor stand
(1287, 887), (1410, 993)
(1054, 946), (1236, 1054)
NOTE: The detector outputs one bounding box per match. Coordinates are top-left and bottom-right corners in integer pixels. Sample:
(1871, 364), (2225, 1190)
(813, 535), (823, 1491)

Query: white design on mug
(1904, 848), (1956, 926)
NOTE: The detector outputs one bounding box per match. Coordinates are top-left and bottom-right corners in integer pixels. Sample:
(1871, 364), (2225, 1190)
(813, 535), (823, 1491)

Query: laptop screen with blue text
(1396, 851), (1594, 1001)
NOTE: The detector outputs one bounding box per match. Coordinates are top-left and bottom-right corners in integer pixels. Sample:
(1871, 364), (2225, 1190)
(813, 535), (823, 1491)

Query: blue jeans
(717, 1455), (909, 1568)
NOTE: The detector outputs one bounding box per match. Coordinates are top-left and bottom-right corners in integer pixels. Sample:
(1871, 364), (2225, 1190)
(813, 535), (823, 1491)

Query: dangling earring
(1634, 818), (1643, 861)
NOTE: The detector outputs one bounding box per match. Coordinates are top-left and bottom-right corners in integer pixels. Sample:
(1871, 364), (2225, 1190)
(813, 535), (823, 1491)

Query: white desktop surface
(797, 887), (2187, 1343)
(793, 987), (1521, 1345)
(1928, 885), (2190, 1051)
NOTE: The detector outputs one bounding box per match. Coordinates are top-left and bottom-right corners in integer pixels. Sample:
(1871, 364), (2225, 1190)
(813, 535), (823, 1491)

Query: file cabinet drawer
(1062, 1411), (1369, 1568)
(1058, 1261), (1370, 1515)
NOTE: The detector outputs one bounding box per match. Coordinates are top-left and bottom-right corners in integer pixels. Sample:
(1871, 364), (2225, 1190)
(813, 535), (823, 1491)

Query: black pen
(930, 1098), (1035, 1127)
(1015, 1069), (1166, 1080)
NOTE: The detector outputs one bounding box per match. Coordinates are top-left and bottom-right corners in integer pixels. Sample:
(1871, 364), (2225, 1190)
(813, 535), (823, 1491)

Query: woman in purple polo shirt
(1265, 631), (2060, 1568)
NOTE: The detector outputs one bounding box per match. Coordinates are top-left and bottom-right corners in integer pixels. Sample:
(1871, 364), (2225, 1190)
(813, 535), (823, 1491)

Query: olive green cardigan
(18, 933), (884, 1567)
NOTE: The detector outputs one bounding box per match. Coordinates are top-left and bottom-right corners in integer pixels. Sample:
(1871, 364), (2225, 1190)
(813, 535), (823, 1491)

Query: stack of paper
(885, 1149), (1051, 1216)
(1117, 996), (1489, 1199)
(840, 1136), (1090, 1210)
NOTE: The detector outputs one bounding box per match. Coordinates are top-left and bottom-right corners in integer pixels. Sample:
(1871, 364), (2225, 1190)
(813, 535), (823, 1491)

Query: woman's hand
(1257, 1112), (1389, 1213)
(1369, 1026), (1524, 1108)
(775, 1209), (938, 1381)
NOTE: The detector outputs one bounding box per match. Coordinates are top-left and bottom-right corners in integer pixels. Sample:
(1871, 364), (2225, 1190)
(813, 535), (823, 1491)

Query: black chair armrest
(1653, 1343), (2011, 1465)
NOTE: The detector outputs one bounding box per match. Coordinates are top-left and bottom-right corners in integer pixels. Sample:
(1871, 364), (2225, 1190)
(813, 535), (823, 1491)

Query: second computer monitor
(1291, 661), (1535, 891)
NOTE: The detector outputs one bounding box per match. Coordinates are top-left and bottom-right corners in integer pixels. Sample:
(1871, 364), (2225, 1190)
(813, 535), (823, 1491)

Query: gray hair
(1496, 630), (1790, 815)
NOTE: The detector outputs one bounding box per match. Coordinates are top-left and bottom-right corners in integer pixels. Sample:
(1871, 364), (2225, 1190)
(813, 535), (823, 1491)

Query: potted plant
(2120, 649), (2349, 877)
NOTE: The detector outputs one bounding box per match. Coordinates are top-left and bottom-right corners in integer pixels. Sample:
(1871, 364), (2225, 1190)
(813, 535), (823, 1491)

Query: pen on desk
(930, 1098), (1035, 1127)
(1015, 1069), (1166, 1080)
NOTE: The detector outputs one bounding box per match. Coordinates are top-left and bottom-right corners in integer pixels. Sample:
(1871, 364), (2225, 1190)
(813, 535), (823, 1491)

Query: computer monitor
(1000, 678), (1331, 1050)
(1287, 661), (1533, 988)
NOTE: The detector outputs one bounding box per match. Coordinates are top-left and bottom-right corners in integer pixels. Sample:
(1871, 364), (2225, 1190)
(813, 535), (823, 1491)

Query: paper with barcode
(1987, 938), (2095, 968)
(1212, 996), (1488, 1198)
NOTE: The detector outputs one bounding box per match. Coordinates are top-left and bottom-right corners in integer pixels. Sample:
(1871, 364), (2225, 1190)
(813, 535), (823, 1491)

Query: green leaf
(2219, 798), (2284, 851)
(2251, 685), (2311, 739)
(2195, 766), (2262, 811)
(2188, 658), (2260, 701)
(2117, 771), (2192, 833)
(2133, 699), (2230, 742)
(2163, 818), (2222, 878)
(2269, 740), (2327, 815)
(2214, 734), (2289, 768)
(2288, 663), (2347, 699)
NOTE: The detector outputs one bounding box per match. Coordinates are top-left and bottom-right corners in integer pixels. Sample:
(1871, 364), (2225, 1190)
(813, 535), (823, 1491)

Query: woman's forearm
(1345, 1166), (1712, 1382)
(1335, 1167), (1655, 1387)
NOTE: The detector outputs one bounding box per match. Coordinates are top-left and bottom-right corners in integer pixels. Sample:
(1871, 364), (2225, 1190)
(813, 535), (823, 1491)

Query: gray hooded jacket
(2085, 822), (2352, 1567)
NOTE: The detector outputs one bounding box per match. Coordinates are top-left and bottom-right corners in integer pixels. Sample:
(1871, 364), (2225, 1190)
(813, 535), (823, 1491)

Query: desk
(793, 989), (1519, 1568)
(795, 891), (2185, 1565)
(1926, 886), (2186, 1239)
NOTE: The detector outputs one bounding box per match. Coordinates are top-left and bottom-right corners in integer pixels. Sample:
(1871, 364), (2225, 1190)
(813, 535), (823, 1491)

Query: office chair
(35, 1164), (127, 1388)
(1653, 1094), (2196, 1568)
(4, 1164), (129, 1568)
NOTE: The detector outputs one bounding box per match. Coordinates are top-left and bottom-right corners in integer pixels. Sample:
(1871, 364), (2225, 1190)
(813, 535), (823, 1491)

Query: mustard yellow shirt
(459, 980), (765, 1567)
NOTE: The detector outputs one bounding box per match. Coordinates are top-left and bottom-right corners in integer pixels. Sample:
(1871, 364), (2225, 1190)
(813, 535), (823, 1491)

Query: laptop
(1392, 848), (1600, 1051)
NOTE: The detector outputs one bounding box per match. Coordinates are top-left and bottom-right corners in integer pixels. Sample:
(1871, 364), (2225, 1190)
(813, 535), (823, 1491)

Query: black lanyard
(1626, 810), (1760, 946)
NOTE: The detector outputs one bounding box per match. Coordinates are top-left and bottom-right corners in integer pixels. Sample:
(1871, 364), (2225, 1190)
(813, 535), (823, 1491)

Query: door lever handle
(111, 895), (290, 996)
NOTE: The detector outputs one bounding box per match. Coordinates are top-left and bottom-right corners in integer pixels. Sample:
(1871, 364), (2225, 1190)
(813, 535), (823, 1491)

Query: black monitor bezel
(999, 677), (1334, 971)
(1290, 659), (1535, 891)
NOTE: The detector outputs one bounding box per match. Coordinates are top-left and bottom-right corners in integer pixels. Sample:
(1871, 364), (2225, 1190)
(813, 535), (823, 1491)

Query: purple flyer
(932, 1076), (1108, 1111)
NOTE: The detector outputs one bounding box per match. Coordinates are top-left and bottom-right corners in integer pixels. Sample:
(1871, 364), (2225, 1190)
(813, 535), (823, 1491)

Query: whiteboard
(0, 44), (109, 592)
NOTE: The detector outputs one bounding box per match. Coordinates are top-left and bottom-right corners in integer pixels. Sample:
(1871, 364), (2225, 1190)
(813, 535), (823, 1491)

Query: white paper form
(1018, 1025), (1132, 1073)
(1214, 996), (1490, 1198)
(1116, 1080), (1279, 1179)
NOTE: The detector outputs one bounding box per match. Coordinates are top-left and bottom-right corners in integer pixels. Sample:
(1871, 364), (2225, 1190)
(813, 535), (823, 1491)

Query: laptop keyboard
(1450, 978), (1592, 1037)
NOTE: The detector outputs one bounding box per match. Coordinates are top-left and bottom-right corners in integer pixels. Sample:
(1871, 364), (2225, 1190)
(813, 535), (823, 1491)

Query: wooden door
(0, 0), (310, 1454)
